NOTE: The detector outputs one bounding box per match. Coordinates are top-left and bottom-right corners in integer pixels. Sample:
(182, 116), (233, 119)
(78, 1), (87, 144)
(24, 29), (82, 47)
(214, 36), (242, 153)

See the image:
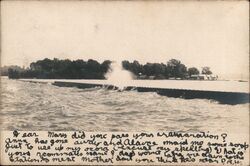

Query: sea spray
(105, 61), (134, 90)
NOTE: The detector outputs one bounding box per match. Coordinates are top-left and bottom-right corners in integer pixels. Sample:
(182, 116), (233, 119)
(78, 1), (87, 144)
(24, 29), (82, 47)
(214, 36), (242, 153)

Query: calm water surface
(1, 77), (249, 134)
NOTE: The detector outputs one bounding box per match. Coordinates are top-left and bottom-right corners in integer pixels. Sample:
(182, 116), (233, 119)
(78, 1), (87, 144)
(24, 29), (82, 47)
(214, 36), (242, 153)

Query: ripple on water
(0, 78), (249, 133)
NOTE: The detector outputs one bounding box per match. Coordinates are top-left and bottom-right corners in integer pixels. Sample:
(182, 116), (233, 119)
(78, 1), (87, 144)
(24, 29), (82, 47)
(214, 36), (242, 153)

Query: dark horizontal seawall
(53, 81), (249, 105)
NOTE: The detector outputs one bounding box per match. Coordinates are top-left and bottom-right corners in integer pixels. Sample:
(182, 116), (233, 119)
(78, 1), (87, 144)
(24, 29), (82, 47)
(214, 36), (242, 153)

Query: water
(105, 61), (134, 90)
(0, 77), (249, 135)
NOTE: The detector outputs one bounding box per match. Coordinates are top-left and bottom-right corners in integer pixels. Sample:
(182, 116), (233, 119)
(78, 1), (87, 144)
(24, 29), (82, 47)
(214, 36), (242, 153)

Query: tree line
(5, 58), (213, 79)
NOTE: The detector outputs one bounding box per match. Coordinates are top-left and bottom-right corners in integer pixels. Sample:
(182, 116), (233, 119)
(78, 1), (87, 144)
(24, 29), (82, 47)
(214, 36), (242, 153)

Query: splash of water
(105, 61), (134, 90)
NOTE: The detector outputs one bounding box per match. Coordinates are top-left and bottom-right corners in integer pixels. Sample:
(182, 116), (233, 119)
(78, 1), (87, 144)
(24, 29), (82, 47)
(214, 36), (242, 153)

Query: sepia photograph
(0, 0), (249, 165)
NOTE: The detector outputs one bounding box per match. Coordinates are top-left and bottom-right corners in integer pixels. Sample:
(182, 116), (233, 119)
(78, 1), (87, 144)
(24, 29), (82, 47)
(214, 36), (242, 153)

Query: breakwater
(52, 81), (249, 105)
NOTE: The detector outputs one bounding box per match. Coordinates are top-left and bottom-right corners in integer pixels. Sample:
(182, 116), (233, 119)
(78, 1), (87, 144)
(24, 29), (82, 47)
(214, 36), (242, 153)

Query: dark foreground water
(0, 77), (249, 134)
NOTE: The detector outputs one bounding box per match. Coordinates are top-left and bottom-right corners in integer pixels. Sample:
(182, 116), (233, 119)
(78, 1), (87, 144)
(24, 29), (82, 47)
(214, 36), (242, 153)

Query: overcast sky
(1, 1), (249, 79)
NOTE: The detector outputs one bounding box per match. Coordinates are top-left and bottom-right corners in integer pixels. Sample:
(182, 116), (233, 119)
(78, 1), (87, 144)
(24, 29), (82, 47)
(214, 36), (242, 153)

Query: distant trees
(143, 63), (166, 78)
(6, 58), (213, 80)
(8, 68), (21, 79)
(0, 65), (24, 76)
(122, 61), (167, 79)
(101, 60), (112, 73)
(188, 67), (200, 76)
(166, 59), (187, 79)
(8, 58), (111, 79)
(122, 60), (143, 76)
(201, 66), (212, 75)
(121, 59), (189, 79)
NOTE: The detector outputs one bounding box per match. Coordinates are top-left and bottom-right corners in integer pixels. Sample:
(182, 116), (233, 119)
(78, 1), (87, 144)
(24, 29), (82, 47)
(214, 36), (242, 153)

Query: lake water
(0, 77), (249, 135)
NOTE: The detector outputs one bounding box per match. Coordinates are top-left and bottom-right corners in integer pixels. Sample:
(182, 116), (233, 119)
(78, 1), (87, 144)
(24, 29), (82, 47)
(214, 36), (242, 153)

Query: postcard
(0, 0), (249, 165)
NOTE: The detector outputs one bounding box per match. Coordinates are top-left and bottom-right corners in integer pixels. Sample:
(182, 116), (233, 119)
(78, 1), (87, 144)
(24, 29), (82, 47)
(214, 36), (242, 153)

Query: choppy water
(0, 77), (249, 134)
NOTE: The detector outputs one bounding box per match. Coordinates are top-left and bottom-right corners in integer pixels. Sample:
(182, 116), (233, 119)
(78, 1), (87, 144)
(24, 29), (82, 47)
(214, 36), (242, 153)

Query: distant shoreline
(2, 58), (219, 80)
